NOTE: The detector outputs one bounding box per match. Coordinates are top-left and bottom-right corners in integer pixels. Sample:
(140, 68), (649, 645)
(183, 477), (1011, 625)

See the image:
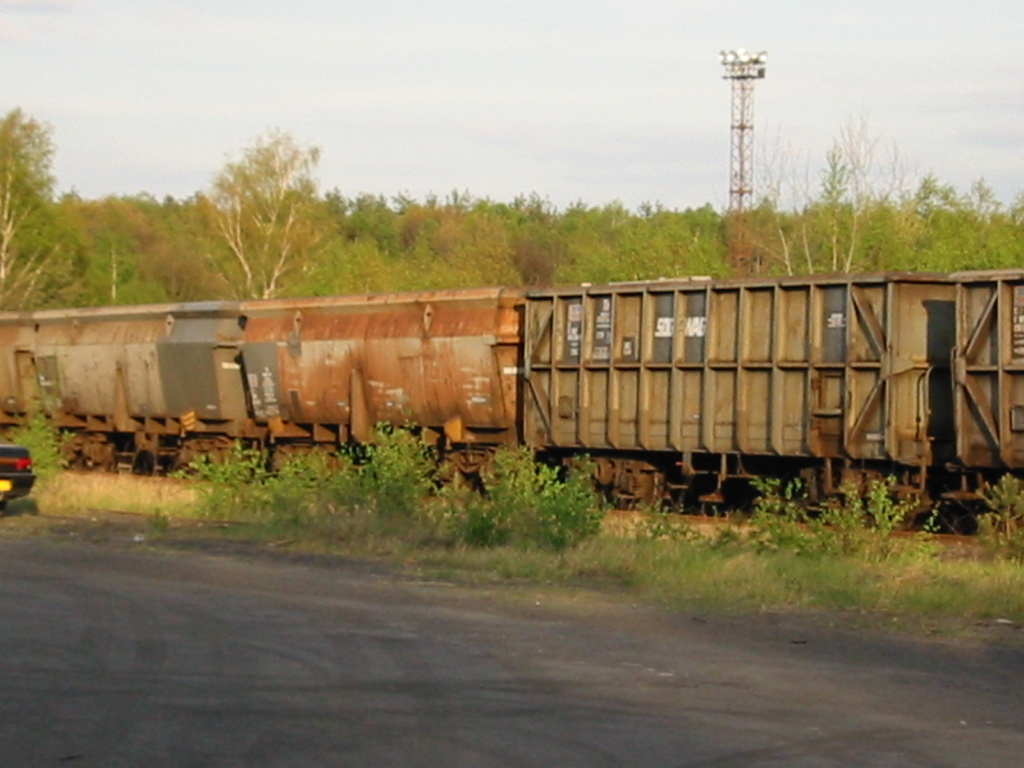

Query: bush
(185, 427), (440, 542)
(748, 477), (817, 553)
(821, 479), (919, 561)
(979, 475), (1024, 561)
(357, 425), (437, 518)
(445, 447), (604, 552)
(185, 436), (603, 552)
(187, 442), (274, 519)
(749, 476), (925, 561)
(8, 408), (67, 480)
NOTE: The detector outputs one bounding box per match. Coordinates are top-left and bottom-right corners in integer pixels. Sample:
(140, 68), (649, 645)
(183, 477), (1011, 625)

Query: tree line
(1, 108), (1022, 309)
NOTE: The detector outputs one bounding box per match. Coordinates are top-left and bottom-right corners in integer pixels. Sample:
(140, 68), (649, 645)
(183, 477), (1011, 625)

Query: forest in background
(1, 107), (1023, 310)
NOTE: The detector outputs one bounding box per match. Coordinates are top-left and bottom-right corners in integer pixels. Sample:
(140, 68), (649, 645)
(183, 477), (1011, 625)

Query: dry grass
(28, 471), (197, 518)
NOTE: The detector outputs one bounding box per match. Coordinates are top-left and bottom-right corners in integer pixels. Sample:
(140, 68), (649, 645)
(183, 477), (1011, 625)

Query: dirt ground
(1, 511), (1023, 767)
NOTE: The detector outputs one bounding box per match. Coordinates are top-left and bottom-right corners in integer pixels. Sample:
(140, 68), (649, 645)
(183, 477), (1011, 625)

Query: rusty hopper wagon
(26, 301), (248, 472)
(235, 288), (523, 473)
(522, 272), (957, 505)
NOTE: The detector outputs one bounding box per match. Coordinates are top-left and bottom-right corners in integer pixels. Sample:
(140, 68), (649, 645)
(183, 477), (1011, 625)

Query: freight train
(1, 269), (1022, 512)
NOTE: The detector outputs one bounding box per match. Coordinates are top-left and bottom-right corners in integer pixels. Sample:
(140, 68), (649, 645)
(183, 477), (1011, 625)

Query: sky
(1, 0), (1022, 210)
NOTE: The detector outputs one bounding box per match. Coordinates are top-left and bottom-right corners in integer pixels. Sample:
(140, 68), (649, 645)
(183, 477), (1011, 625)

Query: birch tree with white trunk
(757, 117), (913, 274)
(0, 109), (58, 308)
(206, 130), (325, 299)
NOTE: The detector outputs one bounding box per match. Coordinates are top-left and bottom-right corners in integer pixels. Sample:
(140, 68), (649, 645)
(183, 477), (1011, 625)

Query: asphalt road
(1, 536), (1022, 767)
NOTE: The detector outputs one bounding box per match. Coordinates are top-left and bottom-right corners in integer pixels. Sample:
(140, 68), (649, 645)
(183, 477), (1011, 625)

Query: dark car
(0, 445), (35, 512)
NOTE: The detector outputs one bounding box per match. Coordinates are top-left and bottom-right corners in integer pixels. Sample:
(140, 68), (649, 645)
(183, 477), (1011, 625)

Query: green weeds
(7, 407), (66, 480)
(184, 430), (436, 547)
(185, 431), (603, 554)
(748, 477), (928, 561)
(441, 447), (603, 551)
(978, 475), (1024, 561)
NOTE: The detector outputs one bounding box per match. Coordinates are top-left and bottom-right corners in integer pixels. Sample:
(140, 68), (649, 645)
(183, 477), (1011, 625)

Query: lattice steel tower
(719, 48), (767, 270)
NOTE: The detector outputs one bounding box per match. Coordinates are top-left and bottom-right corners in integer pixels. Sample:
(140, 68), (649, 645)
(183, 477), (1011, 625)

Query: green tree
(59, 193), (218, 305)
(203, 129), (326, 299)
(0, 109), (76, 308)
